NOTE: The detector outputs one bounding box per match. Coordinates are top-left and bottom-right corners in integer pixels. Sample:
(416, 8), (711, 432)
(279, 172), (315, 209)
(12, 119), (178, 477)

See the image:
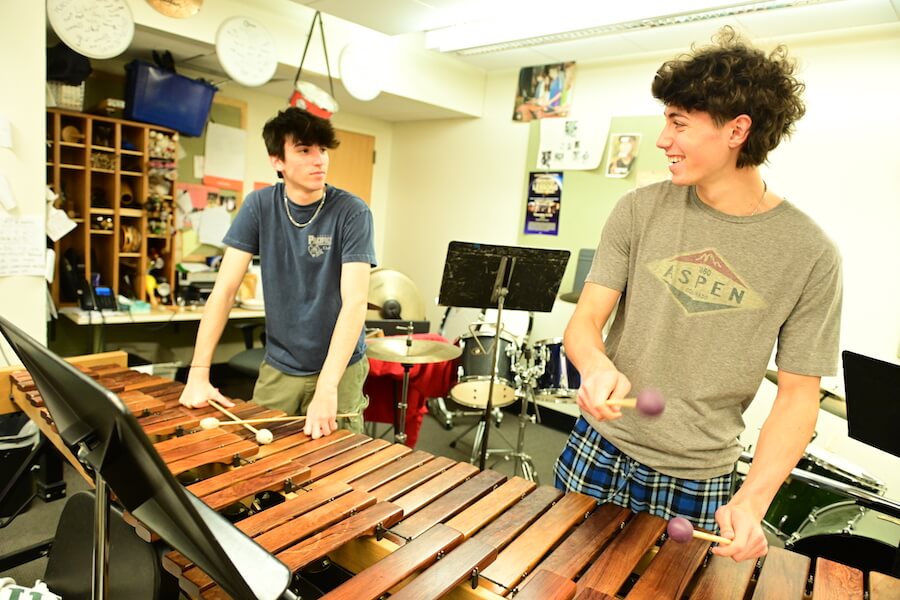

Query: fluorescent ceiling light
(425, 0), (842, 55)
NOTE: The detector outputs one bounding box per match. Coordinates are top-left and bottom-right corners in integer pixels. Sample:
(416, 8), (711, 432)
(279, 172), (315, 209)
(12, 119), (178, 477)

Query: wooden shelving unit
(46, 108), (179, 306)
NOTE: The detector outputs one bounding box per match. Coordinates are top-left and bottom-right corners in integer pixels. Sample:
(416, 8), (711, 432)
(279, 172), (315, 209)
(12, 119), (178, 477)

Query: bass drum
(450, 330), (518, 409)
(786, 500), (900, 576)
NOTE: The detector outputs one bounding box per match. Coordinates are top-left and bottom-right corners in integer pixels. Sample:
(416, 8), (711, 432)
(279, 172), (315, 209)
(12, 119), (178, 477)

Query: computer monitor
(842, 350), (900, 458)
(0, 315), (294, 600)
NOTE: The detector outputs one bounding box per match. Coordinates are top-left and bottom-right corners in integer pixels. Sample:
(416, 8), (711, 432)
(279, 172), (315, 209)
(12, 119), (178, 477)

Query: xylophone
(9, 361), (900, 600)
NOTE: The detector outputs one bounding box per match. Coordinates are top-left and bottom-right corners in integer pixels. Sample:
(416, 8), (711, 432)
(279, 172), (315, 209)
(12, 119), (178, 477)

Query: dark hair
(262, 107), (339, 159)
(651, 27), (806, 167)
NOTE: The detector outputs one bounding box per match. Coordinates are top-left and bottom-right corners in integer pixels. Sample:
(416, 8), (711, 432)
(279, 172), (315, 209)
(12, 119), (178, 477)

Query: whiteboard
(215, 16), (279, 88)
(47, 0), (135, 60)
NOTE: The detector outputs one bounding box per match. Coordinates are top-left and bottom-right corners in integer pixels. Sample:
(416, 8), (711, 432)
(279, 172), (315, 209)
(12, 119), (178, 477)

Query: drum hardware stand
(392, 324), (415, 446)
(445, 339), (516, 451)
(437, 241), (570, 471)
(465, 344), (545, 482)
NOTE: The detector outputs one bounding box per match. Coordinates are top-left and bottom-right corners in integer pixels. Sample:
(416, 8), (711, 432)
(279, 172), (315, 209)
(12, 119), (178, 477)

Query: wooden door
(328, 129), (375, 205)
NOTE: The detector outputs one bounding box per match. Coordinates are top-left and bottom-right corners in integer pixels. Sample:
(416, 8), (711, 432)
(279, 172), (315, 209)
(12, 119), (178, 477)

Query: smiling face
(656, 106), (742, 187)
(269, 136), (329, 200)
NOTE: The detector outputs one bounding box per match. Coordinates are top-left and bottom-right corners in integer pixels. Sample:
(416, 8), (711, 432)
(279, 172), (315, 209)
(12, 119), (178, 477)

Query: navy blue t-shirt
(223, 183), (377, 375)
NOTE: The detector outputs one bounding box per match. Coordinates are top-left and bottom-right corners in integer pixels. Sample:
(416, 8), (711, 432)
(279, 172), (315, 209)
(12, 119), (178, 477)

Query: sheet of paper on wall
(204, 122), (246, 181)
(196, 205), (231, 248)
(45, 248), (56, 284)
(46, 206), (77, 241)
(193, 154), (205, 179)
(0, 172), (16, 210)
(536, 118), (607, 171)
(0, 215), (45, 276)
(175, 188), (193, 230)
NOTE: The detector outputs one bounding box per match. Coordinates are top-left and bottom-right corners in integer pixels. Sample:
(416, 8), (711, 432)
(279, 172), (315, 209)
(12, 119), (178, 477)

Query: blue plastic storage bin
(124, 61), (217, 137)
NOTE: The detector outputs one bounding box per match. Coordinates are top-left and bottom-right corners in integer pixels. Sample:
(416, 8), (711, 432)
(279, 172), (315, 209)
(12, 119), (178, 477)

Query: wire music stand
(438, 241), (569, 471)
(0, 316), (296, 600)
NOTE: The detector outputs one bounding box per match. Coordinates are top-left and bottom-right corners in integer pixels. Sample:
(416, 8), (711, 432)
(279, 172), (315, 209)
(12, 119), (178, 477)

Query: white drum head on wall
(47, 0), (135, 59)
(216, 16), (279, 88)
(339, 41), (384, 102)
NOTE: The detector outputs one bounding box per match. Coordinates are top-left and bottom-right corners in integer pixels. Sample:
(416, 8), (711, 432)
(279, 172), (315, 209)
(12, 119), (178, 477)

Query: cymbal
(367, 267), (425, 321)
(146, 0), (202, 18)
(367, 338), (461, 364)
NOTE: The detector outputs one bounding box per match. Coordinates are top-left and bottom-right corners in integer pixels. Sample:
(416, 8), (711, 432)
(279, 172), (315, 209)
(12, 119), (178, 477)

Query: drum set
(427, 308), (582, 483)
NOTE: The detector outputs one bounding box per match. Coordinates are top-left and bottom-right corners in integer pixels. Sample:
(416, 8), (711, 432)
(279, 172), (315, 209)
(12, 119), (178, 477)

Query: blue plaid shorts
(554, 417), (733, 531)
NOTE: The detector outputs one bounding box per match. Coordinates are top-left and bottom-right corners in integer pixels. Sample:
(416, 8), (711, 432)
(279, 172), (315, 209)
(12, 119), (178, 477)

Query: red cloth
(363, 333), (457, 447)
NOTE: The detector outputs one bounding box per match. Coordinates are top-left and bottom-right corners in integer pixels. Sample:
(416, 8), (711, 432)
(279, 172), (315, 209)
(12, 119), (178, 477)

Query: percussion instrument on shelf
(9, 361), (900, 600)
(763, 446), (886, 539)
(451, 328), (519, 409)
(532, 338), (581, 402)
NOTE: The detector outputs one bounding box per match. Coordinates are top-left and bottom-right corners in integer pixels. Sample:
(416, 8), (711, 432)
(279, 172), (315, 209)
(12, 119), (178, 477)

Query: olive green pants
(251, 357), (369, 434)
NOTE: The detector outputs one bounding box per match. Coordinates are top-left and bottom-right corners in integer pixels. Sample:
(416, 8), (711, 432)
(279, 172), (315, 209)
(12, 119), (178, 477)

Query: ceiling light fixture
(426, 0), (841, 56)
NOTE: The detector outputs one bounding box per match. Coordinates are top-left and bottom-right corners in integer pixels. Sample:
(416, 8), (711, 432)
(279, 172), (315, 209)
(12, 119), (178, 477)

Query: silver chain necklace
(283, 186), (326, 228)
(750, 180), (767, 216)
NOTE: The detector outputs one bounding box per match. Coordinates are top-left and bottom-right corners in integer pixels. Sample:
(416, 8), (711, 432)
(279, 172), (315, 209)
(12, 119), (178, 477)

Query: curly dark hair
(262, 107), (339, 159)
(651, 27), (806, 167)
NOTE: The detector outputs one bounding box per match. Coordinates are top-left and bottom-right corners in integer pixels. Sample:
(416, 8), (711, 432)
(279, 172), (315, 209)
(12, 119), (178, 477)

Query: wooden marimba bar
(9, 363), (900, 600)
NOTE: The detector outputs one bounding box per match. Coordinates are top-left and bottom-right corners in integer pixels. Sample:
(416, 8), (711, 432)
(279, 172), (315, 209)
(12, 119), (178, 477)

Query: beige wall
(0, 1), (46, 364)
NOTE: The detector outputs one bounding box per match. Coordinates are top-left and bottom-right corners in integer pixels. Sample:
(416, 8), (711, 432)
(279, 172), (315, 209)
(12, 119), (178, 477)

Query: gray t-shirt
(585, 181), (842, 479)
(223, 183), (377, 375)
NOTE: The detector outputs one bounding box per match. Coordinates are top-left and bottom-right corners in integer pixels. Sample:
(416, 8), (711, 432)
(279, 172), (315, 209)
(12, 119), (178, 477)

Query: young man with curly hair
(179, 108), (376, 440)
(555, 27), (842, 562)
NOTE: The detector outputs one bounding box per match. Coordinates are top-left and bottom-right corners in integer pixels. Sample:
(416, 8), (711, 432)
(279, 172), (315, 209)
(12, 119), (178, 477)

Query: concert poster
(524, 171), (562, 236)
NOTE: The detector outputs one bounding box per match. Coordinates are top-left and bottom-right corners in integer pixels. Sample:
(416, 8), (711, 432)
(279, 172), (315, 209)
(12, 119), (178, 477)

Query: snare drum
(786, 501), (900, 576)
(450, 330), (518, 409)
(533, 338), (580, 402)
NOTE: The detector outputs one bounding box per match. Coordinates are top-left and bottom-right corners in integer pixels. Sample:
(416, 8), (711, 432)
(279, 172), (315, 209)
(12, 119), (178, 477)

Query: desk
(57, 306), (265, 356)
(363, 333), (457, 447)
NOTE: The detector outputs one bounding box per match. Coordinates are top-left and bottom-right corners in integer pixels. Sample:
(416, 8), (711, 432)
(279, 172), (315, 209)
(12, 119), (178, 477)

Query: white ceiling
(95, 0), (900, 121)
(290, 0), (900, 70)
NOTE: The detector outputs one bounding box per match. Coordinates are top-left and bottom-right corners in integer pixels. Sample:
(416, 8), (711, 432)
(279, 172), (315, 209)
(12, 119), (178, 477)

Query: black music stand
(842, 350), (900, 458)
(438, 241), (569, 470)
(0, 316), (296, 600)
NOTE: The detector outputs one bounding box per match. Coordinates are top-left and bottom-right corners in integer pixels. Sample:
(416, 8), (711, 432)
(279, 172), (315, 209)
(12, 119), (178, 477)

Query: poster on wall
(605, 133), (641, 178)
(524, 171), (563, 236)
(513, 62), (575, 122)
(537, 118), (607, 171)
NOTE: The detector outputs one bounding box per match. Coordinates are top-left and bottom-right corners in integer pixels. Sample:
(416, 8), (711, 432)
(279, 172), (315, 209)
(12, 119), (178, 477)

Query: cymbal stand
(393, 323), (415, 446)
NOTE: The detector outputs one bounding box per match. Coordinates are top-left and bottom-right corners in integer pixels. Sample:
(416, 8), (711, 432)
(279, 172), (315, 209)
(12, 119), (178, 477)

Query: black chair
(226, 323), (266, 399)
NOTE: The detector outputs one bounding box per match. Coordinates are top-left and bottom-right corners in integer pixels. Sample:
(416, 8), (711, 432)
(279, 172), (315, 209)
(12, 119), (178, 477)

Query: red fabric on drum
(363, 333), (457, 447)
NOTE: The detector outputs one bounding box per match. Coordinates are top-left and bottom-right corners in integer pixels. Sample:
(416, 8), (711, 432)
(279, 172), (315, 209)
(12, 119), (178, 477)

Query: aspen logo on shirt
(308, 234), (332, 258)
(647, 249), (766, 314)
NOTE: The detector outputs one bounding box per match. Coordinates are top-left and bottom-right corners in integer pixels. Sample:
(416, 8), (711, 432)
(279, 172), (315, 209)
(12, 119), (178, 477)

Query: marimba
(9, 361), (900, 600)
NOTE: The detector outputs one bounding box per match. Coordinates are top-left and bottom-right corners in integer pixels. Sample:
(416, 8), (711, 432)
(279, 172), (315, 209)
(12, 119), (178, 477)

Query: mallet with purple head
(667, 517), (732, 545)
(606, 389), (666, 416)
